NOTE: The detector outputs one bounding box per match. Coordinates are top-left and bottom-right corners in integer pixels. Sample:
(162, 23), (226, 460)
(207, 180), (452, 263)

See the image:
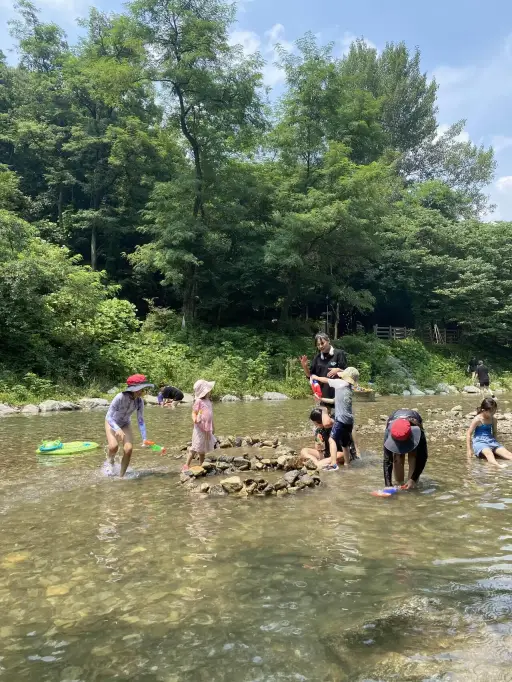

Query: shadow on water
(1, 396), (512, 680)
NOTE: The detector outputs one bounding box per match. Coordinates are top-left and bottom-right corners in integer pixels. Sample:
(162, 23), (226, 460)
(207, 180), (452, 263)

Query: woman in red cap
(383, 409), (428, 489)
(105, 374), (154, 477)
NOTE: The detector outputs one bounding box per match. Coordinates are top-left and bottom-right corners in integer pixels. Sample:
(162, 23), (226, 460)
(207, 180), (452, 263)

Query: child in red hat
(105, 374), (154, 477)
(383, 409), (428, 489)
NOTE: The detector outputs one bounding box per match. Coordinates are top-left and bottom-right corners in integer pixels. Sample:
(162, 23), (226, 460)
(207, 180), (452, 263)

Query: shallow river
(1, 395), (512, 681)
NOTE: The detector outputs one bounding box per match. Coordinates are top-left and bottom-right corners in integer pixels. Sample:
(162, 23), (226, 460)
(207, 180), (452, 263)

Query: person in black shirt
(158, 385), (184, 408)
(467, 357), (478, 384)
(300, 333), (348, 405)
(383, 409), (428, 489)
(476, 361), (490, 394)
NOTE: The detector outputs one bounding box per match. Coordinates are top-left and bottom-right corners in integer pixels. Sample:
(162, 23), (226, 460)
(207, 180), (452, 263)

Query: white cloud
(492, 135), (512, 154)
(229, 22), (294, 87)
(436, 123), (470, 144)
(228, 29), (261, 55)
(496, 176), (512, 192)
(340, 31), (377, 57)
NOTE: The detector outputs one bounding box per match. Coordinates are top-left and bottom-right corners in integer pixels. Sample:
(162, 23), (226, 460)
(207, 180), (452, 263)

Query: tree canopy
(0, 0), (508, 384)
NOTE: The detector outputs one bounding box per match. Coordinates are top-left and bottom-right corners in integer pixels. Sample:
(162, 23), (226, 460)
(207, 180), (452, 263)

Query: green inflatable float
(36, 440), (100, 455)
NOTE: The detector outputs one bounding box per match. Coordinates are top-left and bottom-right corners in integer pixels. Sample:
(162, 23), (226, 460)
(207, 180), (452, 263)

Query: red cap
(127, 374), (147, 386)
(390, 418), (412, 441)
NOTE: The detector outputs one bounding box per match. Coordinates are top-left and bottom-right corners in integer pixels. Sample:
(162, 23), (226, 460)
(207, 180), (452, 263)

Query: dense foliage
(0, 0), (510, 395)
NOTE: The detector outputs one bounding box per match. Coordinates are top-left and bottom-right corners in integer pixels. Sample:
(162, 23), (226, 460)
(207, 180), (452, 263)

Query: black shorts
(480, 382), (489, 388)
(330, 420), (353, 448)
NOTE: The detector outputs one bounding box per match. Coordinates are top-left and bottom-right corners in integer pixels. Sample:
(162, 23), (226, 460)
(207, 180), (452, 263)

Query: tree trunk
(91, 223), (97, 271)
(334, 301), (340, 340)
(58, 186), (63, 231)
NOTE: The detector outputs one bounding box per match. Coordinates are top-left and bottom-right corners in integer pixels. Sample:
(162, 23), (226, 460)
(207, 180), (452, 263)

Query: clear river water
(1, 395), (511, 681)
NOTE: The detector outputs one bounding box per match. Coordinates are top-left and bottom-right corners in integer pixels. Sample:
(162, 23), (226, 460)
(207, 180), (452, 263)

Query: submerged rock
(262, 392), (289, 401)
(243, 395), (259, 401)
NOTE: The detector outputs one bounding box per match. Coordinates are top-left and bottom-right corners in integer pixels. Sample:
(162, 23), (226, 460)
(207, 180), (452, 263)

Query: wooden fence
(374, 325), (461, 344)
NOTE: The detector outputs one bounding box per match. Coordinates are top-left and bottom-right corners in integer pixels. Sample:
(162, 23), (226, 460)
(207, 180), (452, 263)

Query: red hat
(125, 374), (154, 392)
(385, 418), (421, 454)
(390, 418), (412, 441)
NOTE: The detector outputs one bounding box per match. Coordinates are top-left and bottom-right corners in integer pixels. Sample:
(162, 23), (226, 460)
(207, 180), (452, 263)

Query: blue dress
(472, 422), (501, 456)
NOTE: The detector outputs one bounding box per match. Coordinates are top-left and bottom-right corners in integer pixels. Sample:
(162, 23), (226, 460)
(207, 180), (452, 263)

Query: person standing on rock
(383, 409), (428, 489)
(105, 374), (154, 477)
(183, 379), (216, 471)
(476, 361), (490, 394)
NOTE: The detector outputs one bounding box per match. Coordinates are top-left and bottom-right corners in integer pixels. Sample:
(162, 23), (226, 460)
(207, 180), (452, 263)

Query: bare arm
(311, 375), (329, 384)
(466, 416), (479, 457)
(321, 408), (334, 429)
(300, 355), (311, 378)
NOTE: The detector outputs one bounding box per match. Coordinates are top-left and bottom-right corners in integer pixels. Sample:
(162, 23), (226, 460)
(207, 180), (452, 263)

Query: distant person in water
(383, 409), (428, 489)
(466, 397), (512, 467)
(476, 360), (490, 394)
(157, 384), (184, 408)
(183, 379), (216, 471)
(467, 357), (478, 384)
(105, 374), (154, 477)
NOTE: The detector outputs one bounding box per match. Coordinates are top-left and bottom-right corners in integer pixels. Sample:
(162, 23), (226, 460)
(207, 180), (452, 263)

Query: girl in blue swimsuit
(466, 398), (512, 467)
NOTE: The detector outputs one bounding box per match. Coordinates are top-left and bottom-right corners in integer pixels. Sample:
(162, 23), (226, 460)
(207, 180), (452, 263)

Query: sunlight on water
(0, 395), (511, 681)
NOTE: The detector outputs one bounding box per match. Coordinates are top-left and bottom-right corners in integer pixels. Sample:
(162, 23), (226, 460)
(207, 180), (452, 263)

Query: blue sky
(1, 0), (512, 219)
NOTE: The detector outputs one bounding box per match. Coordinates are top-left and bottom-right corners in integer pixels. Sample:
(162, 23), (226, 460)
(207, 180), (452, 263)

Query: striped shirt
(106, 392), (146, 441)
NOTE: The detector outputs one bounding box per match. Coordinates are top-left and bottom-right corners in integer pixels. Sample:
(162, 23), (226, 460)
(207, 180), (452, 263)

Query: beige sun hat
(340, 367), (359, 386)
(193, 379), (215, 399)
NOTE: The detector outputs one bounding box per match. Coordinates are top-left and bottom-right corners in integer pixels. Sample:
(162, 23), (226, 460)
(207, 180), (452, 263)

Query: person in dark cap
(383, 408), (428, 489)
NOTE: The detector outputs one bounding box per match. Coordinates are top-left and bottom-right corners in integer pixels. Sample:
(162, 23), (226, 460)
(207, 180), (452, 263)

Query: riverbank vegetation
(1, 0), (512, 403)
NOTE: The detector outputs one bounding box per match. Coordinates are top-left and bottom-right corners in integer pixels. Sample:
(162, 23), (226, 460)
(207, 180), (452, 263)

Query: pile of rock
(181, 448), (315, 477)
(180, 467), (321, 497)
(180, 435), (290, 452)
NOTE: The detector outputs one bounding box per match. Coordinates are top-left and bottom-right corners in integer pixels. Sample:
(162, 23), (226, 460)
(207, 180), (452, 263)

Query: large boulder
(78, 398), (110, 410)
(409, 386), (425, 396)
(0, 403), (17, 416)
(221, 476), (243, 494)
(262, 392), (289, 401)
(243, 395), (259, 402)
(144, 395), (159, 406)
(182, 393), (194, 404)
(39, 400), (79, 412)
(424, 389), (435, 396)
(402, 390), (411, 397)
(21, 404), (40, 415)
(463, 385), (480, 394)
(221, 395), (240, 403)
(436, 383), (459, 394)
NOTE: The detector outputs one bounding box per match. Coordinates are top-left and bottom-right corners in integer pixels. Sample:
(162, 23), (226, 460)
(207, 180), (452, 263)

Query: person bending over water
(466, 397), (512, 467)
(105, 374), (154, 477)
(311, 367), (360, 470)
(383, 409), (428, 489)
(157, 384), (184, 408)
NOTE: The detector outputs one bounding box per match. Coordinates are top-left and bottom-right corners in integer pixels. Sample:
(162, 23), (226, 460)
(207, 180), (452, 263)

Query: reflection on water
(1, 395), (512, 681)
